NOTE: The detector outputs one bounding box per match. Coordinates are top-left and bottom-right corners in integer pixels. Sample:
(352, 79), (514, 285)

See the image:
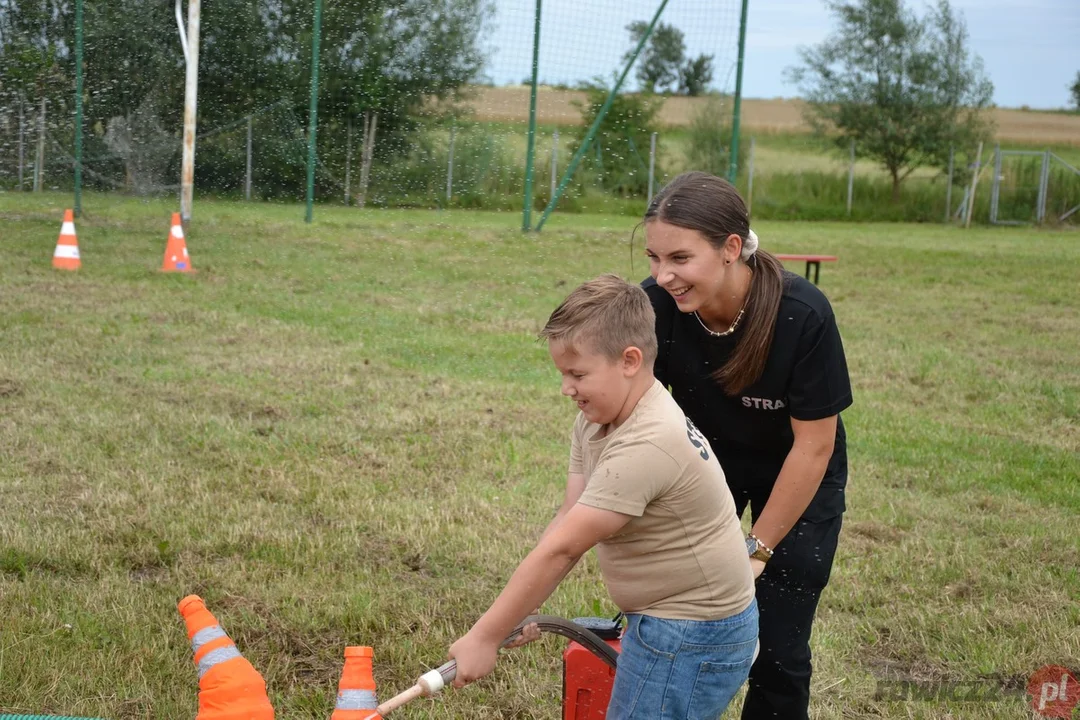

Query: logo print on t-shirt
(741, 396), (788, 410)
(685, 418), (710, 461)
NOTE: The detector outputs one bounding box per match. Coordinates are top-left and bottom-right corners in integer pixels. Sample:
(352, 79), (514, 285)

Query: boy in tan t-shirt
(450, 274), (757, 719)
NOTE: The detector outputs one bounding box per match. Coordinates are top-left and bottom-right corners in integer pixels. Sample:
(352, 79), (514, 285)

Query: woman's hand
(750, 558), (767, 579)
(448, 630), (501, 689)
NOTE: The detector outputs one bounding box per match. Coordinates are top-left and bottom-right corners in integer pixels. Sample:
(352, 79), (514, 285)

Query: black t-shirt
(643, 271), (853, 521)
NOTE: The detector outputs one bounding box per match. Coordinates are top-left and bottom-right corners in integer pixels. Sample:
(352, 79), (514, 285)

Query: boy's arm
(538, 472), (587, 544)
(449, 502), (631, 687)
(502, 471), (588, 651)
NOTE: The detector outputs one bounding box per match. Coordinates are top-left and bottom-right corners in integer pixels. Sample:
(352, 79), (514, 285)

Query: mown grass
(1, 192), (1078, 719)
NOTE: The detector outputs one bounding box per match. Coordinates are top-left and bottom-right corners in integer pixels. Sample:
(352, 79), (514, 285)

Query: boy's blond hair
(540, 274), (658, 365)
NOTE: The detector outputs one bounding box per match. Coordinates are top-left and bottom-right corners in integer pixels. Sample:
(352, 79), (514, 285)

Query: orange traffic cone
(331, 646), (382, 720)
(178, 594), (275, 720)
(53, 209), (81, 271)
(162, 212), (194, 272)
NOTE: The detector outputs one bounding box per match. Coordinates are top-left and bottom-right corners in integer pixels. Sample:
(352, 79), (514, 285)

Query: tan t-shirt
(570, 379), (754, 621)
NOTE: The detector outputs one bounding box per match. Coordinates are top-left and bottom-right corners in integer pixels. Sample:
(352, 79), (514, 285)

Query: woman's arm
(748, 415), (837, 576)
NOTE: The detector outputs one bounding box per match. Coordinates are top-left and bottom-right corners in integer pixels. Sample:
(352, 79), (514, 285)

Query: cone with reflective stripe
(53, 209), (81, 271)
(162, 212), (194, 272)
(178, 594), (275, 720)
(331, 646), (382, 720)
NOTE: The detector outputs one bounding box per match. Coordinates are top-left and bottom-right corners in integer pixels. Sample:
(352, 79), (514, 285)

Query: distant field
(1, 193), (1077, 719)
(463, 86), (1080, 146)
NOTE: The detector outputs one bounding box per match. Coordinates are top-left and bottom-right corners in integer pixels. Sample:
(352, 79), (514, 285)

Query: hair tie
(741, 229), (759, 261)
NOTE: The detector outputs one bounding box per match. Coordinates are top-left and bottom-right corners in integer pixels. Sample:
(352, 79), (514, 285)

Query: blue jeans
(607, 600), (759, 720)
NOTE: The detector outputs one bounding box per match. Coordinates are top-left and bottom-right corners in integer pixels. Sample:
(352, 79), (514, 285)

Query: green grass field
(1, 193), (1078, 719)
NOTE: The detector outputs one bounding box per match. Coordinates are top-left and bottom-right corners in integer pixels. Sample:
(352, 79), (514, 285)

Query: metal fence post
(447, 122), (456, 203)
(18, 95), (25, 191)
(945, 146), (954, 223)
(989, 144), (1001, 224)
(1037, 150), (1050, 224)
(521, 0), (542, 230)
(34, 96), (45, 193)
(965, 141), (983, 229)
(746, 136), (755, 214)
(727, 0), (750, 183)
(846, 139), (855, 216)
(246, 115), (253, 201)
(550, 129), (558, 199)
(647, 132), (658, 204)
(344, 118), (353, 205)
(304, 0), (323, 223)
(74, 0), (84, 216)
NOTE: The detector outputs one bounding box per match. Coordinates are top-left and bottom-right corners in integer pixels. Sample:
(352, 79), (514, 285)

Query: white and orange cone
(53, 209), (81, 271)
(162, 212), (194, 272)
(178, 594), (276, 720)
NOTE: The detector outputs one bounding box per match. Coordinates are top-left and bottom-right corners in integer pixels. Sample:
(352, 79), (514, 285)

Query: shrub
(572, 81), (662, 197)
(683, 95), (748, 181)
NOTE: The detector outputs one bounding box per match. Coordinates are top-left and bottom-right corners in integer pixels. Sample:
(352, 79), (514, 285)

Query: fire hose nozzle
(418, 661), (455, 695)
(375, 615), (618, 716)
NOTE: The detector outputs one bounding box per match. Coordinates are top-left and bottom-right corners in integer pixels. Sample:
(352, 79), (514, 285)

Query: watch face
(745, 536), (756, 555)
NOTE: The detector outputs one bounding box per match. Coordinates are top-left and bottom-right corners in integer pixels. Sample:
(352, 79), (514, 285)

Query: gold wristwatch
(745, 533), (774, 563)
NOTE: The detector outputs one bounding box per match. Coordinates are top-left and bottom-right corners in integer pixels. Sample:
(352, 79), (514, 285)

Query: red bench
(774, 254), (838, 285)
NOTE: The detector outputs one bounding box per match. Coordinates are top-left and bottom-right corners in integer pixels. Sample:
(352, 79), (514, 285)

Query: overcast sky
(482, 0), (1080, 110)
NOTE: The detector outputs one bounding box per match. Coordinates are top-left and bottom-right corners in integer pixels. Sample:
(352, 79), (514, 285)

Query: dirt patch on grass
(864, 654), (1029, 698)
(0, 378), (23, 398)
(846, 521), (905, 545)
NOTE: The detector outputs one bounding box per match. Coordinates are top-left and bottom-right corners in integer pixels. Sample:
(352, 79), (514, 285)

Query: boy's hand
(503, 621), (541, 649)
(750, 558), (767, 579)
(448, 630), (500, 688)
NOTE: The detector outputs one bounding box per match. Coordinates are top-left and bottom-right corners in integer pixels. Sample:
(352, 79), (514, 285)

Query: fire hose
(375, 614), (620, 716)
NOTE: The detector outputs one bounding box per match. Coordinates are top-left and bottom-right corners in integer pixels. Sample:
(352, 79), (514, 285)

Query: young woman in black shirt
(641, 171), (853, 720)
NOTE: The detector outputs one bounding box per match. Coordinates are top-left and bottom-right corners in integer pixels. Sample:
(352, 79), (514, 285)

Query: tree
(625, 21), (685, 94)
(0, 0), (491, 198)
(0, 0), (72, 190)
(680, 55), (714, 96)
(786, 0), (994, 202)
(1070, 71), (1080, 110)
(685, 96), (747, 179)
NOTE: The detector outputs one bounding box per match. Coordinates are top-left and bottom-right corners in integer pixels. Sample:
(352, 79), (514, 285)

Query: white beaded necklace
(693, 305), (745, 337)
(693, 270), (752, 337)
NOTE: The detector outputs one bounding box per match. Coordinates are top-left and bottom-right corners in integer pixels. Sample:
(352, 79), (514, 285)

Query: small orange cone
(53, 209), (81, 271)
(162, 212), (194, 272)
(331, 646), (382, 720)
(178, 594), (275, 720)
